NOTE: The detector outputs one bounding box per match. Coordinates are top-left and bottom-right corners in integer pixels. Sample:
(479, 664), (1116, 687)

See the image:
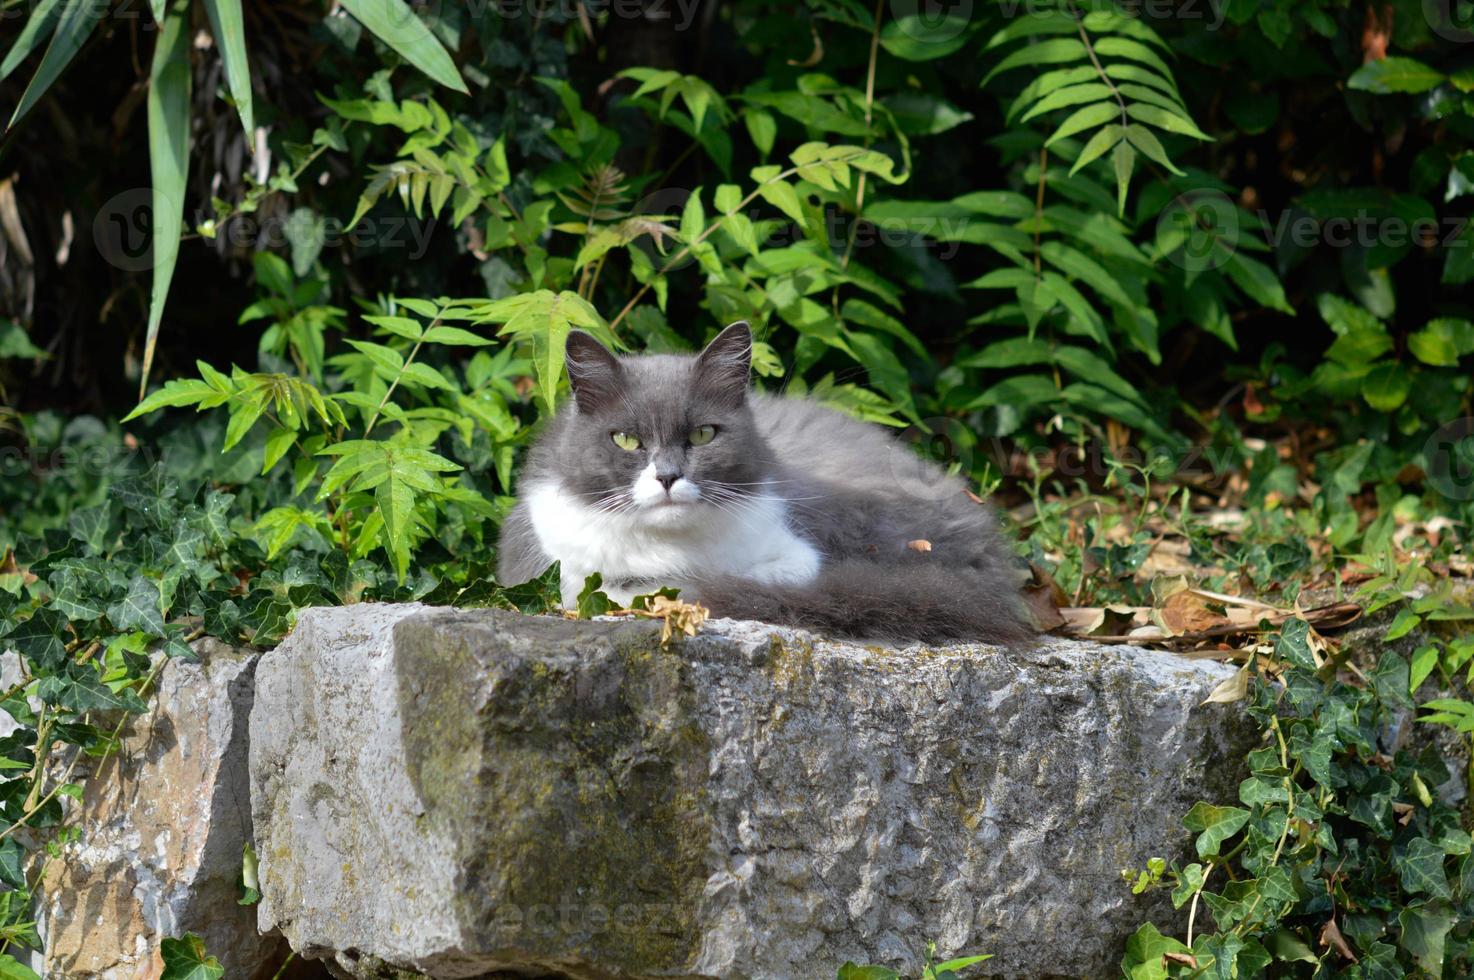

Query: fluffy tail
(692, 558), (1034, 645)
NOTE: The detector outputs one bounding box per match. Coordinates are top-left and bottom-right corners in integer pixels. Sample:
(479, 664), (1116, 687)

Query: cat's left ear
(565, 330), (623, 414)
(694, 321), (752, 408)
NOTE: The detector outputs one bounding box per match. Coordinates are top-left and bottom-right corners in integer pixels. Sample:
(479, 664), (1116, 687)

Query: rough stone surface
(251, 604), (1257, 980)
(35, 639), (280, 979)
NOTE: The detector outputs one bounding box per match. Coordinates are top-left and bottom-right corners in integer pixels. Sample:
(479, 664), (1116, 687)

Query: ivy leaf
(0, 955), (40, 980)
(1182, 802), (1250, 858)
(37, 667), (149, 714)
(576, 572), (615, 619)
(239, 841), (260, 905)
(1350, 942), (1403, 980)
(1397, 838), (1453, 899)
(48, 566), (108, 622)
(1120, 922), (1192, 975)
(1274, 618), (1317, 671)
(1170, 862), (1205, 908)
(106, 575), (167, 637)
(0, 838), (26, 890)
(1, 608), (68, 672)
(160, 934), (224, 980)
(67, 505), (111, 555)
(836, 965), (900, 980)
(1397, 904), (1456, 975)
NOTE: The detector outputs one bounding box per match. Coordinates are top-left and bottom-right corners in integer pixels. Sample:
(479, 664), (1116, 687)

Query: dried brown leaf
(644, 595), (709, 645)
(1319, 917), (1358, 962)
(1202, 665), (1250, 705)
(1157, 590), (1230, 636)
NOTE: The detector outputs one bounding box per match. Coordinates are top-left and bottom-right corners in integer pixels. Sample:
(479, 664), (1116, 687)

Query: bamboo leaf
(139, 4), (194, 399)
(6, 0), (108, 129)
(340, 0), (469, 94)
(0, 0), (64, 83)
(203, 0), (255, 139)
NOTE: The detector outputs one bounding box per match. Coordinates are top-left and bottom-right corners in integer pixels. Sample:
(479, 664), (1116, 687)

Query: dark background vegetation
(1, 2), (1474, 977)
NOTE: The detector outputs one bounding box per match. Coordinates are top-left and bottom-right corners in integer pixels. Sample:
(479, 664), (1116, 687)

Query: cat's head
(557, 321), (773, 526)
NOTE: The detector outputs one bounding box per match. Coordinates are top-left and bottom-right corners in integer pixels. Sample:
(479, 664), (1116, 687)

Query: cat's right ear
(694, 320), (752, 409)
(565, 331), (622, 414)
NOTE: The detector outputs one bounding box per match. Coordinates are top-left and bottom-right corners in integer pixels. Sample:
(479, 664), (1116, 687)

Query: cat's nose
(656, 472), (680, 491)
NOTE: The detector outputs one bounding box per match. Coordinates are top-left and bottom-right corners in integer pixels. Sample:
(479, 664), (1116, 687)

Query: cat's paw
(746, 543), (821, 587)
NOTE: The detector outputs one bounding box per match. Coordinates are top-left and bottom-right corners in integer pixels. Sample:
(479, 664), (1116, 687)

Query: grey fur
(497, 323), (1031, 643)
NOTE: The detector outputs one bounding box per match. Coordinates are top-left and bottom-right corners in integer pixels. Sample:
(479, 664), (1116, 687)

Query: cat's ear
(694, 321), (752, 408)
(565, 331), (622, 414)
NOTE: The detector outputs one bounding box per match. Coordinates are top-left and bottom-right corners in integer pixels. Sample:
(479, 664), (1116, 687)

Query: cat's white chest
(524, 481), (821, 605)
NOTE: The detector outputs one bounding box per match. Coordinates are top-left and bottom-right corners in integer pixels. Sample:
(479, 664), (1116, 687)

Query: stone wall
(246, 605), (1255, 979)
(16, 605), (1259, 978)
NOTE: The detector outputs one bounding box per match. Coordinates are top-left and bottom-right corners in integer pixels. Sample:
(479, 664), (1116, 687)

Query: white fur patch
(525, 479), (821, 606)
(630, 462), (703, 508)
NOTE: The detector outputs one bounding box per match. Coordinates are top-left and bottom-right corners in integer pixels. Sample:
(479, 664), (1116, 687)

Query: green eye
(611, 431), (641, 451)
(689, 424), (716, 446)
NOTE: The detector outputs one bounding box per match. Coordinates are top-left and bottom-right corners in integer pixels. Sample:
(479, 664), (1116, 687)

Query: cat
(495, 321), (1032, 644)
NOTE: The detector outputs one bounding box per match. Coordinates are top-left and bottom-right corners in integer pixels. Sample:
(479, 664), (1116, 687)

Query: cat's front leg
(745, 535), (822, 587)
(559, 566), (597, 608)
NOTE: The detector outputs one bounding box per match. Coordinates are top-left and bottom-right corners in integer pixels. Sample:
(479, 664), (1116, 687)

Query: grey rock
(36, 638), (281, 979)
(250, 604), (1256, 979)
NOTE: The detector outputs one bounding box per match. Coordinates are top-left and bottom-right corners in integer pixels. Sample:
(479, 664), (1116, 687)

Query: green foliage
(1123, 615), (1474, 978)
(0, 0), (469, 393)
(838, 941), (991, 980)
(159, 934), (224, 980)
(3, 0), (1474, 974)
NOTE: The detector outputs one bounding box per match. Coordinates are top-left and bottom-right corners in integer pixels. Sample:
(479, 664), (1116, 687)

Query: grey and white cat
(496, 322), (1031, 643)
